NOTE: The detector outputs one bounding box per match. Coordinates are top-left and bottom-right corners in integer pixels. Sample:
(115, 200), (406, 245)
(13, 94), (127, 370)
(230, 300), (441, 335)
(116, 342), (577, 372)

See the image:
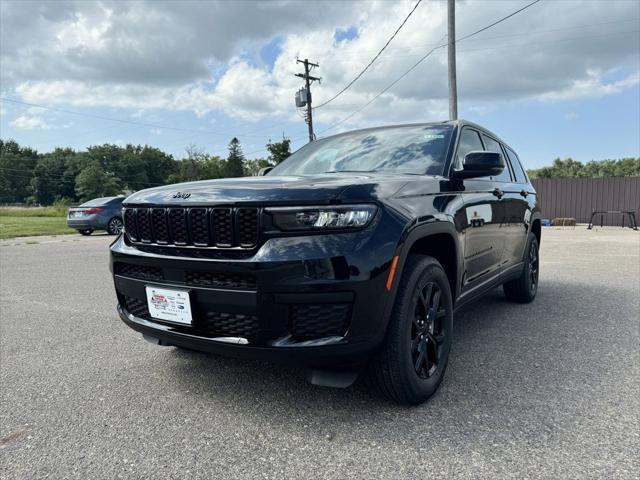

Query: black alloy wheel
(528, 239), (539, 295)
(368, 255), (453, 404)
(411, 282), (446, 379)
(503, 234), (539, 303)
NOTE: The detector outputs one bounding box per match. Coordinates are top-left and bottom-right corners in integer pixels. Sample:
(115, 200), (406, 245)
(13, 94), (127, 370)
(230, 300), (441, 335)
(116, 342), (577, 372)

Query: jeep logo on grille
(172, 192), (191, 199)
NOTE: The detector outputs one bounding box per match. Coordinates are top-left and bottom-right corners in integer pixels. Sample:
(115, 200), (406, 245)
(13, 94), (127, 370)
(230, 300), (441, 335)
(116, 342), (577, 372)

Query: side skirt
(453, 262), (524, 313)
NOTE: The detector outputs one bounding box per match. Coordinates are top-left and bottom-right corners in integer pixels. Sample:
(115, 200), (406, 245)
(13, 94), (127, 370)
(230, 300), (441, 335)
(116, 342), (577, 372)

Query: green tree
(0, 140), (38, 203)
(266, 137), (291, 164)
(528, 157), (640, 179)
(224, 137), (245, 178)
(75, 161), (121, 201)
(244, 158), (273, 176)
(31, 153), (69, 205)
(168, 145), (224, 183)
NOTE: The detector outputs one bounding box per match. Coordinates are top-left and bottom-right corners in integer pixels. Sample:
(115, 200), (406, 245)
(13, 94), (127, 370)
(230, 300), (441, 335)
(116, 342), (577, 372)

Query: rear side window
(455, 128), (484, 168)
(480, 134), (512, 182)
(505, 146), (528, 184)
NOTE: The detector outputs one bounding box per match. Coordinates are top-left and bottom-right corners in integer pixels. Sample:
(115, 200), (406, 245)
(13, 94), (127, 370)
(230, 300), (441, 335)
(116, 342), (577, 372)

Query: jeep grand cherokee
(111, 120), (541, 404)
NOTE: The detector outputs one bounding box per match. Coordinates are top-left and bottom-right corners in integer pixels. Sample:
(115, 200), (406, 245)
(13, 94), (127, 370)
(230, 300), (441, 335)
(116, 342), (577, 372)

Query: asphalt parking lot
(1, 227), (638, 479)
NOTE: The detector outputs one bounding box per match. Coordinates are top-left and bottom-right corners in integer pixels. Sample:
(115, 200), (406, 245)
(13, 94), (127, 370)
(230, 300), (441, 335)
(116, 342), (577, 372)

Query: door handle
(520, 190), (528, 198)
(492, 188), (504, 199)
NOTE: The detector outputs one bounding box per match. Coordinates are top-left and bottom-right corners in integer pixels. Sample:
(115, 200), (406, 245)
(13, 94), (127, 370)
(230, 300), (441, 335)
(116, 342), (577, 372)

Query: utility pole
(295, 59), (320, 143)
(447, 0), (458, 120)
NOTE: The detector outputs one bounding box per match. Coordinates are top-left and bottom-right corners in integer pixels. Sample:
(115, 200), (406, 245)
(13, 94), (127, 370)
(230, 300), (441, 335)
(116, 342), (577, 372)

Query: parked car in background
(67, 196), (125, 235)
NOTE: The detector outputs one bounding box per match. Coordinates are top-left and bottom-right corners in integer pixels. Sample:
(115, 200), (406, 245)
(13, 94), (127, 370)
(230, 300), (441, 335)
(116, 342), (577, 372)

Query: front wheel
(503, 234), (539, 303)
(107, 217), (123, 235)
(368, 255), (453, 405)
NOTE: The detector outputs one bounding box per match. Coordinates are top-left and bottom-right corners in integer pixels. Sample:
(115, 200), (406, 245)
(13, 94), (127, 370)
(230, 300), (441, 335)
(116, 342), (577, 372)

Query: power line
(456, 0), (542, 43)
(313, 0), (424, 110)
(319, 0), (543, 135)
(320, 17), (640, 58)
(327, 27), (640, 59)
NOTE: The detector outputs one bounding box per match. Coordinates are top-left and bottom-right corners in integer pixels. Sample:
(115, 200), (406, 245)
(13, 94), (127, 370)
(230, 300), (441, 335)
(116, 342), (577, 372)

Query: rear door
(500, 145), (532, 268)
(456, 128), (506, 291)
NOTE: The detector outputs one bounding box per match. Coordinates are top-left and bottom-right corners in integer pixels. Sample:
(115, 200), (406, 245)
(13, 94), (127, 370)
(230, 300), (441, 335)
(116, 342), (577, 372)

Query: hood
(123, 173), (429, 206)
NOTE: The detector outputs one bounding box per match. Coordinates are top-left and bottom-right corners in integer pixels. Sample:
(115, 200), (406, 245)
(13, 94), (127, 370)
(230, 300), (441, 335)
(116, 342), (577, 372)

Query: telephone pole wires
(294, 58), (321, 142)
(447, 0), (458, 120)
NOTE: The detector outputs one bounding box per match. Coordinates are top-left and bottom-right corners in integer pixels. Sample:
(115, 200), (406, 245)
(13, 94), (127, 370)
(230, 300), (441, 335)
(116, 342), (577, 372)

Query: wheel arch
(387, 221), (461, 310)
(531, 216), (541, 246)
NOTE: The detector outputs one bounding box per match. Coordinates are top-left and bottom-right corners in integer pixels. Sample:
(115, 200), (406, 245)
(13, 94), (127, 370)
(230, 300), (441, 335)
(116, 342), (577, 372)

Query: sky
(0, 0), (639, 169)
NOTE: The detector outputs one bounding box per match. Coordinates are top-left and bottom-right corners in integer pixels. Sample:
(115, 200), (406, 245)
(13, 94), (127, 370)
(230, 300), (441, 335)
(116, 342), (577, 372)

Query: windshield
(269, 125), (453, 176)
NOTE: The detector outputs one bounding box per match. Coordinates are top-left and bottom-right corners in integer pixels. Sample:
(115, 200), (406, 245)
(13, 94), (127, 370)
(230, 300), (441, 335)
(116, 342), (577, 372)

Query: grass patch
(0, 206), (68, 217)
(0, 216), (75, 239)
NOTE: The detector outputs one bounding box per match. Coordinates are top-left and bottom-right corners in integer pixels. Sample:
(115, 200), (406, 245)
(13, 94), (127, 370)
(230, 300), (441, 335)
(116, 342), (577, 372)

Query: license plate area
(145, 286), (193, 325)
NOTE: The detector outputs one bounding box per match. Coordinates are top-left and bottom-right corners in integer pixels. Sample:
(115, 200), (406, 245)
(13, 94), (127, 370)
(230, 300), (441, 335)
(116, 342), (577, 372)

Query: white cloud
(540, 71), (640, 102)
(2, 0), (639, 131)
(10, 114), (50, 130)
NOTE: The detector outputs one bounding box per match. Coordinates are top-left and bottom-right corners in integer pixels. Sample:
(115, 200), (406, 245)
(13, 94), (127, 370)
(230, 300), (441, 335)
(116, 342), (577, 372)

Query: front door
(454, 128), (506, 292)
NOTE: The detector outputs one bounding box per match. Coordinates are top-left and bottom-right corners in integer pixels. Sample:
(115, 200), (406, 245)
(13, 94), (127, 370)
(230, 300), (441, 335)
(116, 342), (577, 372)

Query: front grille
(211, 208), (233, 247)
(122, 295), (258, 339)
(124, 209), (138, 240)
(151, 208), (169, 243)
(185, 271), (256, 289)
(237, 208), (258, 247)
(137, 209), (152, 242)
(289, 303), (351, 338)
(123, 207), (259, 249)
(124, 296), (150, 319)
(197, 312), (259, 338)
(115, 263), (164, 281)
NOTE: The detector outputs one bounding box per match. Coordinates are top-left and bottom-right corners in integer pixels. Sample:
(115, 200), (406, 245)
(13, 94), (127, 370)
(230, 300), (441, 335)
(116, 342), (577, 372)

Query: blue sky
(1, 0), (638, 169)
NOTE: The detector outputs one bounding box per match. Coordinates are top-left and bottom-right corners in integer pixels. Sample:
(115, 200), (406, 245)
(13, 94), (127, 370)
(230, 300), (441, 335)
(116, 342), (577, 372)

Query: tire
(107, 217), (123, 235)
(78, 229), (93, 236)
(503, 234), (539, 303)
(367, 255), (453, 405)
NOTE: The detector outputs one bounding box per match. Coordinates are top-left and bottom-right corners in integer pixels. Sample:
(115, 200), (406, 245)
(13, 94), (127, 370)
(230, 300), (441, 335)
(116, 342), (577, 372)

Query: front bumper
(110, 216), (403, 366)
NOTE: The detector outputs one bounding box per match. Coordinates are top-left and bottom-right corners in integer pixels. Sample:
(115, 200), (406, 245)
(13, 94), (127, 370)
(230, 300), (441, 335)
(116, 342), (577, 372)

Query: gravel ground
(1, 228), (638, 479)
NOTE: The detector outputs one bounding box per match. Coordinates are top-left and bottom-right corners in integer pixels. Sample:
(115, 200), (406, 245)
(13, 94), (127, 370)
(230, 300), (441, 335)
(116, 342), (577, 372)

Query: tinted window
(269, 125), (453, 176)
(455, 128), (483, 168)
(480, 134), (512, 182)
(505, 146), (528, 184)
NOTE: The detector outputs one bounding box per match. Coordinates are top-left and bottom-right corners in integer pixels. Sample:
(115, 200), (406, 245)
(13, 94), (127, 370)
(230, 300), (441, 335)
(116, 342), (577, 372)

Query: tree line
(1, 136), (638, 205)
(0, 137), (291, 205)
(526, 157), (639, 179)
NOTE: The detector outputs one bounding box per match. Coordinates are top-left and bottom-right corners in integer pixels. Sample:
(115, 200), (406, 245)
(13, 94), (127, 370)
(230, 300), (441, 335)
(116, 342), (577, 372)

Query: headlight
(266, 205), (377, 231)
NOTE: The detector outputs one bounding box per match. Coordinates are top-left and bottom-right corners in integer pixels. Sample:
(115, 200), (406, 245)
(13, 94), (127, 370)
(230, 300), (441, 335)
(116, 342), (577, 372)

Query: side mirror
(454, 151), (504, 179)
(258, 166), (274, 176)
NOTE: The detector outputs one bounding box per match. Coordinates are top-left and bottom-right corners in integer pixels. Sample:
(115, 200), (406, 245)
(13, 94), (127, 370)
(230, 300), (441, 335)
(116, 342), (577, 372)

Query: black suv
(111, 120), (540, 404)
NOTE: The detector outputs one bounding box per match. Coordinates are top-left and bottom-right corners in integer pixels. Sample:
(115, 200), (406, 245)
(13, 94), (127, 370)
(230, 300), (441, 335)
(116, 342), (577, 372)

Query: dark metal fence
(531, 177), (640, 226)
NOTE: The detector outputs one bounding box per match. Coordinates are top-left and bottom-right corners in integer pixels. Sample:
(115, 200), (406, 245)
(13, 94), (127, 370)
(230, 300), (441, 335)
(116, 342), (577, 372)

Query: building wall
(531, 177), (640, 226)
